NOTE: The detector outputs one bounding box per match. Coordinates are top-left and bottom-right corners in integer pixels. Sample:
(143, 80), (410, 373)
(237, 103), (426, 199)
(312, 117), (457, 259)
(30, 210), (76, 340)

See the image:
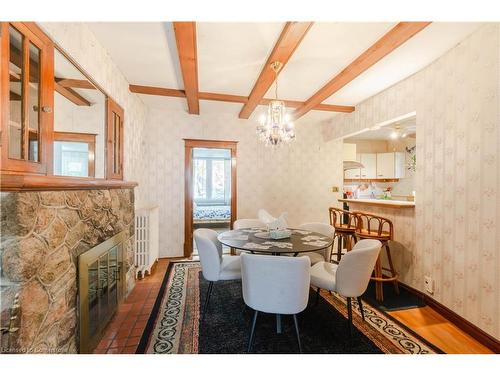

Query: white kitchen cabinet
(395, 152), (406, 178)
(376, 153), (395, 178)
(359, 153), (377, 179)
(376, 152), (405, 179)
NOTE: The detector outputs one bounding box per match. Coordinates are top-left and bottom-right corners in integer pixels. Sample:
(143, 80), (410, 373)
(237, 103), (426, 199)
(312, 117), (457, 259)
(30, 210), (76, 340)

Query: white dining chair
(257, 208), (276, 224)
(240, 253), (310, 353)
(231, 219), (266, 255)
(233, 218), (266, 230)
(194, 228), (242, 320)
(309, 239), (381, 336)
(297, 222), (335, 265)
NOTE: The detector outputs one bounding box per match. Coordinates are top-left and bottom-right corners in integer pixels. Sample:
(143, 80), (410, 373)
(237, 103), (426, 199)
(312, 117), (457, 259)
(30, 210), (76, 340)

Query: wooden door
(184, 139), (237, 258)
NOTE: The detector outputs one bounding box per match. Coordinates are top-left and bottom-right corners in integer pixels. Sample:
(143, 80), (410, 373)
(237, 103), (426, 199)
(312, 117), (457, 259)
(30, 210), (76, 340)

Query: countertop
(338, 198), (415, 208)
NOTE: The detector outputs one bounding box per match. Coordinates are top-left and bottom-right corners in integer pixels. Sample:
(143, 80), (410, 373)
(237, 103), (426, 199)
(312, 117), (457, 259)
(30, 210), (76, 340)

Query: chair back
(355, 212), (393, 238)
(329, 207), (358, 230)
(336, 239), (381, 297)
(257, 209), (276, 224)
(297, 222), (334, 237)
(297, 222), (334, 259)
(241, 253), (310, 315)
(194, 228), (223, 282)
(233, 219), (266, 230)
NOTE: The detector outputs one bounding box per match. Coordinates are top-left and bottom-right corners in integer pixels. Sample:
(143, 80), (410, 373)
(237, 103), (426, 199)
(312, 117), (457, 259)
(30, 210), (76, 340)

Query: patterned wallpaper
(37, 22), (499, 341)
(143, 103), (344, 259)
(322, 24), (500, 340)
(39, 23), (150, 206)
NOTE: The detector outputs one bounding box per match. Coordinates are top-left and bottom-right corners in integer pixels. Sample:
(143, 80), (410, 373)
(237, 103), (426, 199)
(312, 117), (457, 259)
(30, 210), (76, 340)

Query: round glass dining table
(217, 227), (333, 334)
(217, 227), (334, 256)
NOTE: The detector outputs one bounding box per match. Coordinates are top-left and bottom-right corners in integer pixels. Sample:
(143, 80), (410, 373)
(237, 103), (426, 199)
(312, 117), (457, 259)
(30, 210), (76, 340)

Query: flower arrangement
(405, 145), (416, 172)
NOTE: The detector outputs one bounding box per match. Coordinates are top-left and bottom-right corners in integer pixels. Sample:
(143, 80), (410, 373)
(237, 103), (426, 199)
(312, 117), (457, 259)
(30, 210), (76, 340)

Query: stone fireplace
(0, 189), (135, 354)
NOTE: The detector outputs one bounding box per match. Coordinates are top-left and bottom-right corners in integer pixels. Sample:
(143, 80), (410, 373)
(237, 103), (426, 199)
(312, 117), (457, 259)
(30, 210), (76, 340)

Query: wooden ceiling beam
(239, 22), (313, 119)
(129, 84), (185, 98)
(173, 22), (200, 115)
(293, 22), (431, 120)
(129, 84), (354, 113)
(56, 78), (95, 90)
(54, 82), (91, 106)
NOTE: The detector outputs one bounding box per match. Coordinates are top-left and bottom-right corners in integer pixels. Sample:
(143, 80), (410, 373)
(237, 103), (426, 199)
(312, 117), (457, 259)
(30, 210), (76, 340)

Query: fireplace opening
(78, 231), (127, 353)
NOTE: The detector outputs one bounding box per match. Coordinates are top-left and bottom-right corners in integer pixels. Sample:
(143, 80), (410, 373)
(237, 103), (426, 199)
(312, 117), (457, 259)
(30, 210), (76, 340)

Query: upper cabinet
(344, 151), (405, 180)
(1, 22), (54, 174)
(359, 153), (377, 179)
(1, 22), (127, 189)
(376, 152), (405, 179)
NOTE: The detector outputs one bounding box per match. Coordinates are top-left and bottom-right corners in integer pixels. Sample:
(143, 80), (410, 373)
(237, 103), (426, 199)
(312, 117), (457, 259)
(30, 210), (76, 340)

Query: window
(53, 132), (96, 177)
(192, 148), (231, 204)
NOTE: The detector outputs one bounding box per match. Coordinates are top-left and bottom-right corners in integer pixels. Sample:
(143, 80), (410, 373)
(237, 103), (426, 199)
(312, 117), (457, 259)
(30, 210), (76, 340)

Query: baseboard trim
(399, 282), (499, 353)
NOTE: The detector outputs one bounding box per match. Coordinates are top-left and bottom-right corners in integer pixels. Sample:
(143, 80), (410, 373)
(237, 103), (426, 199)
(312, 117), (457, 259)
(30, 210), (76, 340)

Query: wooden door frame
(184, 139), (237, 258)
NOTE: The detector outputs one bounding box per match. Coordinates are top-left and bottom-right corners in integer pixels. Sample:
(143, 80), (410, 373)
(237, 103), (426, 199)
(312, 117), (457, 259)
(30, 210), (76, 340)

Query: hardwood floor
(96, 257), (493, 354)
(388, 306), (494, 354)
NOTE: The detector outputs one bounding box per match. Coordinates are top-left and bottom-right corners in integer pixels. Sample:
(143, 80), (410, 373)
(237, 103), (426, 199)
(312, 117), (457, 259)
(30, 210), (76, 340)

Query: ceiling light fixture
(390, 124), (402, 139)
(256, 61), (295, 147)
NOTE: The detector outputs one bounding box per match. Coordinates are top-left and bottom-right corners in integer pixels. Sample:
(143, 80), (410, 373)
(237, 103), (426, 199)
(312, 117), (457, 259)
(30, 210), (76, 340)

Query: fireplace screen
(78, 231), (127, 353)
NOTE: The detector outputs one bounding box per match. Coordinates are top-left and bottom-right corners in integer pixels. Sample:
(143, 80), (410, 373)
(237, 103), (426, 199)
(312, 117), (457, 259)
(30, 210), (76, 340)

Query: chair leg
(292, 314), (303, 353)
(202, 281), (214, 321)
(374, 256), (384, 301)
(384, 242), (400, 295)
(247, 310), (259, 353)
(357, 297), (365, 321)
(352, 234), (358, 245)
(337, 235), (343, 263)
(346, 297), (353, 338)
(346, 235), (352, 251)
(315, 287), (321, 306)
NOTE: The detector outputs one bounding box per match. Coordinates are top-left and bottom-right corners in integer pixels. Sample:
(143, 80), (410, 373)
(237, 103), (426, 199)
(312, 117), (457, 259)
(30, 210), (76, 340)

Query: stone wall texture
(0, 189), (135, 353)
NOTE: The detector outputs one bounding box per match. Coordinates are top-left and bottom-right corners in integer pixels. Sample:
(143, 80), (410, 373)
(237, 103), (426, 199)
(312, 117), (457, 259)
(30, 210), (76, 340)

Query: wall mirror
(53, 48), (106, 178)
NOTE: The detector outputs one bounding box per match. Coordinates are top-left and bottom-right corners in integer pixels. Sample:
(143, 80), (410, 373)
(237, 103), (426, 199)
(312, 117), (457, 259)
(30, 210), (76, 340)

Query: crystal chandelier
(256, 61), (295, 147)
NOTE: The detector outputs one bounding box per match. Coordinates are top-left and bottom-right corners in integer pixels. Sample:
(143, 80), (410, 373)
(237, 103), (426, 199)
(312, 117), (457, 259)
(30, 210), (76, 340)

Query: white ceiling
(87, 22), (482, 119)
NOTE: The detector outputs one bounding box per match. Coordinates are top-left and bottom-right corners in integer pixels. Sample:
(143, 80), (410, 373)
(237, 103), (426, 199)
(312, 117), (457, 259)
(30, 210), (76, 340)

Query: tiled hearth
(94, 259), (168, 354)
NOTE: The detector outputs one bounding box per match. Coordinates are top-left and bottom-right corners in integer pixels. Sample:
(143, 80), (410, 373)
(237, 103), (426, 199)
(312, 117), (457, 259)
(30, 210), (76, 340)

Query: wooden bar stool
(328, 207), (358, 263)
(354, 212), (399, 301)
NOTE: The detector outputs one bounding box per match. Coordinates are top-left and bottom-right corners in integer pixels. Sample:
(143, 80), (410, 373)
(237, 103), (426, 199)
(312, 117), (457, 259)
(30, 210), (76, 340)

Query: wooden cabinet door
(376, 152), (395, 178)
(106, 98), (124, 180)
(360, 153), (376, 179)
(1, 22), (54, 175)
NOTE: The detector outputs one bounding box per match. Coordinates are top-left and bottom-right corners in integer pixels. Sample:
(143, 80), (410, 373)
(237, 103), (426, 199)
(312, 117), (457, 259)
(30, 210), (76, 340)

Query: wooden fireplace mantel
(0, 173), (138, 191)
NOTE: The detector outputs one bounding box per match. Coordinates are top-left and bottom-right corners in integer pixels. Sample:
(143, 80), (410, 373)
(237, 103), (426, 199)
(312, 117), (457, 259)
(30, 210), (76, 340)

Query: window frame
(53, 131), (97, 178)
(193, 156), (230, 205)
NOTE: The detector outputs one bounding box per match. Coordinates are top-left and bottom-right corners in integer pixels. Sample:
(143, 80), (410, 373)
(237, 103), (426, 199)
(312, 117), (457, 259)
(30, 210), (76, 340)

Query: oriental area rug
(136, 261), (440, 354)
